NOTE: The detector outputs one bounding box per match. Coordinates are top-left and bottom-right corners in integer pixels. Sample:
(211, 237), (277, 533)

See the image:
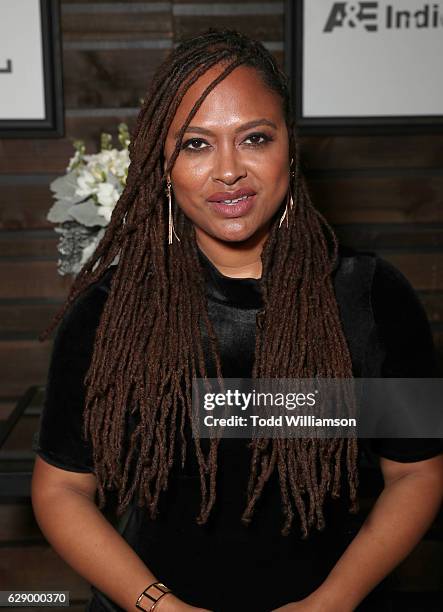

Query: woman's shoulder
(338, 246), (437, 375)
(367, 253), (427, 330)
(36, 267), (118, 473)
(335, 245), (419, 309)
(335, 245), (428, 324)
(332, 245), (377, 317)
(335, 246), (437, 378)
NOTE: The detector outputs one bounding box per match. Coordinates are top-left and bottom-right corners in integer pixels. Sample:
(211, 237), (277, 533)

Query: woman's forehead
(169, 64), (284, 132)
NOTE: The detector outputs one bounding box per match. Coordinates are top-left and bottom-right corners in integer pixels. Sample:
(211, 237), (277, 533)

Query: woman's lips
(208, 194), (256, 218)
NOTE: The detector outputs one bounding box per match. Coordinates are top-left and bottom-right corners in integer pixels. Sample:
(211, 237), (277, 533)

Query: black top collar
(196, 243), (346, 310)
(196, 244), (264, 310)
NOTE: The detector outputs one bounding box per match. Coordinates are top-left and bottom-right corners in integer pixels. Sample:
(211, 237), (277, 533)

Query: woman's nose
(212, 145), (246, 185)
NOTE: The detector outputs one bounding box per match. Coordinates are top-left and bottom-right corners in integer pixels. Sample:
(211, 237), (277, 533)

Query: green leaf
(50, 171), (84, 203)
(69, 199), (109, 227)
(47, 199), (76, 224)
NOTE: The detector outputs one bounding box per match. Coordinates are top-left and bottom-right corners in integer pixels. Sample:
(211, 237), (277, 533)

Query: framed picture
(285, 0), (443, 134)
(0, 0), (64, 138)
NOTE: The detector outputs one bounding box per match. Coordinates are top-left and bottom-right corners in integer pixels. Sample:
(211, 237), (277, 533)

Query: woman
(31, 29), (443, 612)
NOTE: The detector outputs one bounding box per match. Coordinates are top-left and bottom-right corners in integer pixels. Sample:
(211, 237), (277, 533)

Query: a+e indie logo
(323, 2), (443, 32)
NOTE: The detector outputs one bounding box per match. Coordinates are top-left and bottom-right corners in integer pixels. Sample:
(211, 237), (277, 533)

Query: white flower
(96, 182), (120, 208)
(111, 149), (130, 178)
(89, 162), (106, 183)
(75, 169), (98, 198)
(75, 149), (129, 196)
(96, 204), (114, 222)
(96, 183), (119, 222)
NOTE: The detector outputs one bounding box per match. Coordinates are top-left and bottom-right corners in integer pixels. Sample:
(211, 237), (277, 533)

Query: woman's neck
(195, 226), (269, 279)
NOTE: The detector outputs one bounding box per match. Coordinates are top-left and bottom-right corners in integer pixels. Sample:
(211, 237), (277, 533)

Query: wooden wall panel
(0, 303), (62, 336)
(63, 47), (170, 109)
(377, 253), (443, 292)
(0, 231), (58, 258)
(0, 138), (74, 173)
(62, 5), (172, 41)
(1, 546), (89, 596)
(0, 341), (54, 397)
(0, 114), (137, 176)
(0, 400), (16, 421)
(334, 223), (443, 250)
(0, 504), (42, 542)
(0, 262), (72, 299)
(300, 134), (443, 170)
(174, 15), (282, 41)
(1, 182), (55, 230)
(1, 414), (41, 452)
(309, 175), (443, 224)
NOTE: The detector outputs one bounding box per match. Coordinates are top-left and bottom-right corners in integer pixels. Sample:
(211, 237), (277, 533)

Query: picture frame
(285, 0), (443, 134)
(0, 0), (64, 138)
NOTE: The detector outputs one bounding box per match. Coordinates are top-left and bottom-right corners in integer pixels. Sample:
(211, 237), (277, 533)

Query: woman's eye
(243, 133), (271, 146)
(182, 138), (209, 151)
(181, 133), (272, 151)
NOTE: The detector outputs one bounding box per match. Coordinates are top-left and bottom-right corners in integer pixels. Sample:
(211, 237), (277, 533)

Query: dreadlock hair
(40, 28), (359, 539)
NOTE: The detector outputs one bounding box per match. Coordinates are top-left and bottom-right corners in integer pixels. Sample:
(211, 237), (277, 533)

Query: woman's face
(163, 63), (290, 247)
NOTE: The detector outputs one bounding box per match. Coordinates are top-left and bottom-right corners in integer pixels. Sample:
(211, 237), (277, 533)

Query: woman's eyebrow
(174, 118), (277, 139)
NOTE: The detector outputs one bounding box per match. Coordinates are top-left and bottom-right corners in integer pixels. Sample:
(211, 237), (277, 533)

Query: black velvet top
(34, 245), (442, 612)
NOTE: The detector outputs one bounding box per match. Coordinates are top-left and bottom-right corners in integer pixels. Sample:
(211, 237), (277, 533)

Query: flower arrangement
(47, 123), (130, 275)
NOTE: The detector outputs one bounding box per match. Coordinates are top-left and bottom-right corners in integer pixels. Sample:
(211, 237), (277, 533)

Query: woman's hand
(156, 592), (214, 612)
(270, 591), (347, 612)
(271, 603), (313, 611)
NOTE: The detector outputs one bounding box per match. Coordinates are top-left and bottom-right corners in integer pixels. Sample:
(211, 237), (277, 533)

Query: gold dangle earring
(166, 178), (181, 245)
(278, 157), (295, 229)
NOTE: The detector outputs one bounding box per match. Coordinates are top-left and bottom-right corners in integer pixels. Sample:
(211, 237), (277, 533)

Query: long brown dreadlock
(39, 29), (359, 539)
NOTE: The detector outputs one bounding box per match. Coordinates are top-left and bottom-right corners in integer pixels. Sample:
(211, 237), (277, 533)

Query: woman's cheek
(173, 157), (209, 187)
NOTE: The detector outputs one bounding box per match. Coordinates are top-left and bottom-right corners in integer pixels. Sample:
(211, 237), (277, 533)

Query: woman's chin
(210, 218), (259, 243)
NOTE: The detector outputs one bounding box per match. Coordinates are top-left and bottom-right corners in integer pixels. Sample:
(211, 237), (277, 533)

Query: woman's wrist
(135, 582), (174, 612)
(151, 592), (179, 612)
(153, 592), (211, 612)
